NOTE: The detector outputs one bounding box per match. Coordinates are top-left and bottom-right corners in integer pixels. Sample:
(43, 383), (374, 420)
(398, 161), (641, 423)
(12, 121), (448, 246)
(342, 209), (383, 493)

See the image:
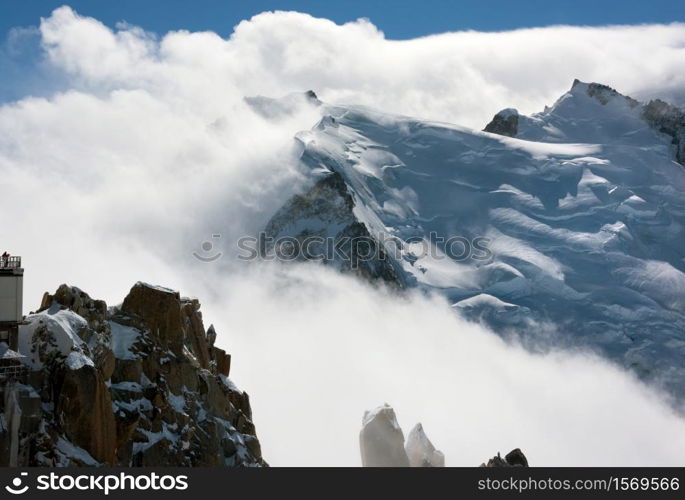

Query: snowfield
(264, 81), (685, 398)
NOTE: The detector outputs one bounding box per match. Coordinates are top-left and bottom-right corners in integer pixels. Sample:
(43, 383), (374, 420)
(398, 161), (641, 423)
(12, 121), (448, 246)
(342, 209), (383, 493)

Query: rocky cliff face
(1, 283), (264, 467)
(262, 170), (404, 287)
(642, 98), (685, 166)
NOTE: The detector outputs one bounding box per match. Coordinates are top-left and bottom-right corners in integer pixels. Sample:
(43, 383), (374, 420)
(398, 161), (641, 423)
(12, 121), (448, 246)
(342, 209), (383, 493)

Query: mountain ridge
(259, 81), (685, 399)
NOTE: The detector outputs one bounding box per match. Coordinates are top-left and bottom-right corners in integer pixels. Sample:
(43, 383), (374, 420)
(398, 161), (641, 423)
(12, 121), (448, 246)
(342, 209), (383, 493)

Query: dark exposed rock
(263, 171), (405, 287)
(579, 80), (639, 108)
(206, 324), (217, 347)
(481, 448), (529, 467)
(114, 407), (139, 464)
(93, 344), (115, 381)
(573, 81), (684, 166)
(504, 448), (529, 466)
(40, 284), (108, 328)
(211, 346), (231, 377)
(642, 98), (685, 166)
(55, 364), (116, 465)
(0, 383), (41, 466)
(121, 283), (185, 357)
(484, 108), (519, 137)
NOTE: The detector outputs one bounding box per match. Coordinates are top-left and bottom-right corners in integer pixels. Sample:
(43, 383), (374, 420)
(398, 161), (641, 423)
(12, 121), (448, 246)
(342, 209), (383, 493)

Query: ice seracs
(360, 404), (409, 467)
(359, 405), (446, 467)
(405, 423), (445, 467)
(360, 404), (523, 467)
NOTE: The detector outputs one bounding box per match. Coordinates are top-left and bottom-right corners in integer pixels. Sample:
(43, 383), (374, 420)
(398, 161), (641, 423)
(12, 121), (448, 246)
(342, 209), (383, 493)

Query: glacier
(255, 81), (685, 399)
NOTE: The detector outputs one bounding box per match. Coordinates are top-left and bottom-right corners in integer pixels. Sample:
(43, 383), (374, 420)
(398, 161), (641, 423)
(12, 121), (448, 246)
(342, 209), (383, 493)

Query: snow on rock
(359, 404), (409, 467)
(405, 423), (445, 467)
(642, 98), (685, 165)
(484, 108), (519, 137)
(18, 306), (90, 370)
(5, 283), (264, 468)
(219, 375), (242, 394)
(65, 351), (94, 371)
(54, 437), (100, 467)
(167, 391), (186, 414)
(109, 321), (142, 360)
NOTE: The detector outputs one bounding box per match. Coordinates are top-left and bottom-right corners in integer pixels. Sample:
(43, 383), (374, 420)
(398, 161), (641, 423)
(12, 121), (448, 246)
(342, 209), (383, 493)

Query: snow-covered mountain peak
(485, 80), (685, 165)
(262, 83), (685, 399)
(568, 79), (640, 107)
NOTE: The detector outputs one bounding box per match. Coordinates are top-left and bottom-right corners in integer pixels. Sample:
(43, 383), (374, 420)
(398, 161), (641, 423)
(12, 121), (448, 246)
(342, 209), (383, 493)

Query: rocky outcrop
(359, 404), (410, 467)
(56, 363), (116, 464)
(1, 283), (265, 467)
(642, 98), (685, 166)
(263, 171), (404, 287)
(360, 405), (528, 467)
(0, 383), (41, 466)
(481, 448), (529, 467)
(360, 404), (446, 467)
(580, 80), (639, 107)
(405, 423), (445, 467)
(484, 108), (519, 137)
(577, 81), (685, 166)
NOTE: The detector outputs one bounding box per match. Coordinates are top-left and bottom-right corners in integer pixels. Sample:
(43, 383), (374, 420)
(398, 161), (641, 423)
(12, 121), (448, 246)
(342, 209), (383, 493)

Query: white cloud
(34, 7), (685, 128)
(210, 264), (685, 466)
(1, 6), (685, 466)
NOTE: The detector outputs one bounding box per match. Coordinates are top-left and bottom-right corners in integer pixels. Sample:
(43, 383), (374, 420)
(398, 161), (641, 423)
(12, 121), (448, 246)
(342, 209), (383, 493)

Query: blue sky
(2, 0), (685, 41)
(1, 0), (683, 103)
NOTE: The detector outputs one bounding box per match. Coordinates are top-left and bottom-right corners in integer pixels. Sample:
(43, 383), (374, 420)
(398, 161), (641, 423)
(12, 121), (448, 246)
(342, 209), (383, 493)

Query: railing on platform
(0, 256), (21, 269)
(0, 363), (27, 380)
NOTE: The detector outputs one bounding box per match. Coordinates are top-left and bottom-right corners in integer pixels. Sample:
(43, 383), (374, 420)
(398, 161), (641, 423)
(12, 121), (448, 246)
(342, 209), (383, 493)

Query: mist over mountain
(2, 7), (685, 466)
(260, 81), (685, 398)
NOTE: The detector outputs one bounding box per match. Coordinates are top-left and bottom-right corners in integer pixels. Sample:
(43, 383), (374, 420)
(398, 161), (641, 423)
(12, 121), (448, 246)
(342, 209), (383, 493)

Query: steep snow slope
(261, 82), (685, 398)
(488, 80), (685, 164)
